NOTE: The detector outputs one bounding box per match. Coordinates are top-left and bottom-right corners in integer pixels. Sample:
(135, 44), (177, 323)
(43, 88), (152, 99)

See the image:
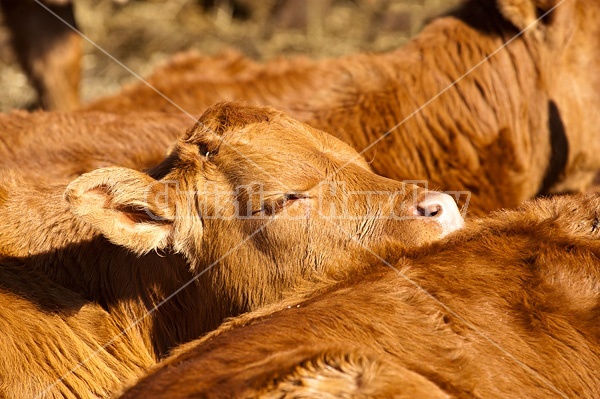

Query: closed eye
(253, 193), (307, 216)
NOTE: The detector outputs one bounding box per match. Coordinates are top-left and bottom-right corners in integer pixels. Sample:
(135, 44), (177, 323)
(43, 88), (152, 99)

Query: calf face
(65, 103), (463, 313)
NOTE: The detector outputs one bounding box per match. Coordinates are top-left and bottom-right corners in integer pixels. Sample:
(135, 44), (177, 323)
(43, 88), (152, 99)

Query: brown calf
(86, 0), (600, 215)
(0, 0), (81, 110)
(0, 103), (462, 398)
(118, 193), (600, 399)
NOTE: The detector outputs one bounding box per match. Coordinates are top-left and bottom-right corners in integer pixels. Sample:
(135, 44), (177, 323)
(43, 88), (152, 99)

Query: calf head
(65, 103), (463, 310)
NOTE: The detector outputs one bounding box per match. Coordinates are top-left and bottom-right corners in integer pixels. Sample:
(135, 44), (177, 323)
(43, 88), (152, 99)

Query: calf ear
(65, 167), (176, 255)
(497, 0), (572, 37)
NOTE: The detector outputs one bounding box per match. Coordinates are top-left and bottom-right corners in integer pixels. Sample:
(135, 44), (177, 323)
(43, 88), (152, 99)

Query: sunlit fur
(0, 103), (454, 398)
(67, 102), (452, 332)
(0, 111), (190, 179)
(120, 193), (600, 399)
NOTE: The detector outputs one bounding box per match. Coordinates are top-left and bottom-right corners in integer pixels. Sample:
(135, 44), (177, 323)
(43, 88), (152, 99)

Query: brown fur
(66, 102), (461, 321)
(0, 0), (81, 110)
(119, 192), (600, 399)
(86, 0), (600, 215)
(0, 103), (460, 398)
(0, 111), (190, 179)
(0, 174), (206, 399)
(0, 262), (153, 399)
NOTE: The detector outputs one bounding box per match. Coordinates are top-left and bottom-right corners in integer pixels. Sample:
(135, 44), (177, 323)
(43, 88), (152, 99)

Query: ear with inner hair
(65, 166), (177, 255)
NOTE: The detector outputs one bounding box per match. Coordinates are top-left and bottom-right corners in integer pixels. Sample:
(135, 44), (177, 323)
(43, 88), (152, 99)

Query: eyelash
(254, 193), (306, 216)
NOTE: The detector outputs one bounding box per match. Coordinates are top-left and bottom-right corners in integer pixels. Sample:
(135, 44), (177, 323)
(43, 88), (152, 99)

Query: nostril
(415, 204), (442, 218)
(414, 191), (464, 237)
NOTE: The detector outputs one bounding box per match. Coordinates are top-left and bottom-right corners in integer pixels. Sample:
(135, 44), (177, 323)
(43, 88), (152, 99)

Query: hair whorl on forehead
(183, 102), (283, 145)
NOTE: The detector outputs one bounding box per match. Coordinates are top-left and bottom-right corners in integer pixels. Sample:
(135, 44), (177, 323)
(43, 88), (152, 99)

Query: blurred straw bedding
(0, 0), (463, 112)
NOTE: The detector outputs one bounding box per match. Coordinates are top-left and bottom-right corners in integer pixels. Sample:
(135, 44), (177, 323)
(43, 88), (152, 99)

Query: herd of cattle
(1, 0), (600, 397)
